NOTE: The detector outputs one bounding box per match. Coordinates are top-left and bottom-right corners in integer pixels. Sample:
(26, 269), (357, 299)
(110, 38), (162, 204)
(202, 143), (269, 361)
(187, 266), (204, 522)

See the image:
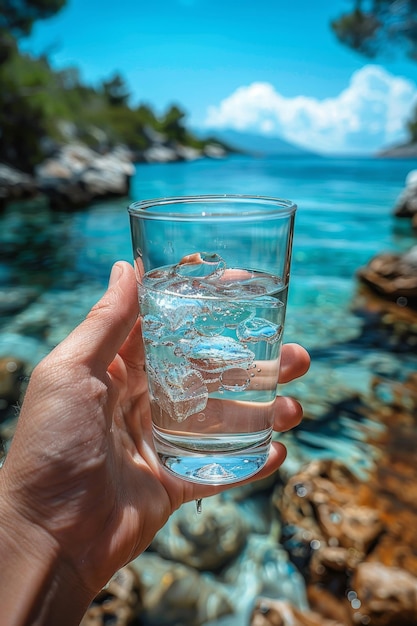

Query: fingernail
(108, 263), (122, 287)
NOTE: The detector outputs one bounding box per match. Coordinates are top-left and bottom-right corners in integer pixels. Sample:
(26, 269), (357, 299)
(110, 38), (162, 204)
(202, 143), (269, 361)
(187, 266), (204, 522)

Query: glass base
(153, 427), (271, 485)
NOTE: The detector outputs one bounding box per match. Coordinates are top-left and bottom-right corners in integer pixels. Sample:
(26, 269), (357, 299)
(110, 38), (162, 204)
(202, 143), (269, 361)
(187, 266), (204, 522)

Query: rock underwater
(356, 246), (417, 306)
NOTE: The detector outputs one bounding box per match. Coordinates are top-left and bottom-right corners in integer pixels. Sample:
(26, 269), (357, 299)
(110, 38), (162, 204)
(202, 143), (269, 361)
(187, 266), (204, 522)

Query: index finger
(279, 343), (310, 384)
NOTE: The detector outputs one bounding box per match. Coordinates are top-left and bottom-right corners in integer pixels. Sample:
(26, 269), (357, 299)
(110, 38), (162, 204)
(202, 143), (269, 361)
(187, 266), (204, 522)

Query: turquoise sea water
(72, 154), (416, 289)
(1, 154), (416, 468)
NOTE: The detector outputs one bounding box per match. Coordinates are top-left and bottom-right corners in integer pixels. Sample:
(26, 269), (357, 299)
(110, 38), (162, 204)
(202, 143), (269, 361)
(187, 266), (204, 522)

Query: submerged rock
(151, 496), (247, 570)
(250, 597), (344, 626)
(81, 565), (143, 626)
(351, 562), (417, 626)
(131, 552), (233, 626)
(0, 356), (26, 409)
(273, 369), (417, 625)
(356, 246), (417, 305)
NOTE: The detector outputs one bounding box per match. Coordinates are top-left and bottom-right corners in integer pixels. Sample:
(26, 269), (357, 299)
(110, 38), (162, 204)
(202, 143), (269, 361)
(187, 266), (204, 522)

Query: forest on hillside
(0, 0), (222, 173)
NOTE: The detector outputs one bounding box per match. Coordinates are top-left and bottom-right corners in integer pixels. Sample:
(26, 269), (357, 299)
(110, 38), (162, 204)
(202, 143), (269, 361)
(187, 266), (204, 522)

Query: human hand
(0, 261), (309, 622)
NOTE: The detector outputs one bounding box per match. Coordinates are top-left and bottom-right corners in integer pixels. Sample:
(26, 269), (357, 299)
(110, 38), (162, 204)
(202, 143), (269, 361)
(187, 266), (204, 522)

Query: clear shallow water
(1, 154), (416, 466)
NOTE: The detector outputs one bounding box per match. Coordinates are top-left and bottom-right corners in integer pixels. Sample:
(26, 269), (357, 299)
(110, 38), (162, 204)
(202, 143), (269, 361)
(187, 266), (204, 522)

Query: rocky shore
(0, 138), (227, 211)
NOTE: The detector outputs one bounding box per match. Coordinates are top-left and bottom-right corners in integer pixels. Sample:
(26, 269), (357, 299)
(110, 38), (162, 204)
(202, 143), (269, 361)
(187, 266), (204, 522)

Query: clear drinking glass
(128, 195), (296, 485)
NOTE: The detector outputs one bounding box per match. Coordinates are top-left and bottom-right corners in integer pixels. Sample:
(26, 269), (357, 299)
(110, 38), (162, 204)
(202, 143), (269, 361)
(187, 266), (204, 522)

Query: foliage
(0, 44), (213, 171)
(0, 0), (66, 36)
(0, 0), (221, 172)
(0, 0), (66, 63)
(331, 0), (417, 60)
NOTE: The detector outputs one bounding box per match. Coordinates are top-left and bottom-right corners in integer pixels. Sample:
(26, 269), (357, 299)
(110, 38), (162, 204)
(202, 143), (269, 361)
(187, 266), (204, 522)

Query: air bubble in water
(195, 311), (225, 337)
(220, 368), (251, 391)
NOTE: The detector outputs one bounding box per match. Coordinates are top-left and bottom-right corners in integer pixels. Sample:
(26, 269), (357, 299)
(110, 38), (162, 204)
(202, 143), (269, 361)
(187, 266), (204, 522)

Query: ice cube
(172, 252), (226, 281)
(237, 317), (283, 344)
(182, 335), (254, 373)
(148, 363), (208, 422)
(142, 314), (166, 345)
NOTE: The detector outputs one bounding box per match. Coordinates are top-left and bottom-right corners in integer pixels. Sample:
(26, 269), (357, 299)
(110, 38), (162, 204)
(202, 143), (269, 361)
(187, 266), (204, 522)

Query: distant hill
(376, 141), (417, 159)
(196, 128), (318, 157)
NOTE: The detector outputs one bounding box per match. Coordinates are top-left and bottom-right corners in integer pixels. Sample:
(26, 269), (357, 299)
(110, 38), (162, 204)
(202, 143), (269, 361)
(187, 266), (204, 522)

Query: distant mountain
(376, 141), (417, 159)
(195, 128), (318, 157)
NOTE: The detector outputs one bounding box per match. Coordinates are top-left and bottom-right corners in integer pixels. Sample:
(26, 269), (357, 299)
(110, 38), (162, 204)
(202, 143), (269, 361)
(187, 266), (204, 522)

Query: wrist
(0, 472), (94, 626)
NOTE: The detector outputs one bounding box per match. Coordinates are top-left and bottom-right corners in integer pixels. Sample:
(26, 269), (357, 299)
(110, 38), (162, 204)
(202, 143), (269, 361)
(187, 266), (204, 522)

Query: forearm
(0, 476), (93, 626)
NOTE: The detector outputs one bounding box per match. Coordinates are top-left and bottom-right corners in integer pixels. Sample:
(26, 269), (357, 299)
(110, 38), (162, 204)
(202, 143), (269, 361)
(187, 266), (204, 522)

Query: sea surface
(1, 153), (417, 465)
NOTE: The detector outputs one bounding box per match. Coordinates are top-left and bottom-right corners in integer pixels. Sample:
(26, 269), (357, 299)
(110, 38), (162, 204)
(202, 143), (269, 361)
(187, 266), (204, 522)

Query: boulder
(275, 459), (383, 561)
(0, 163), (37, 209)
(351, 562), (417, 626)
(35, 143), (135, 210)
(250, 598), (344, 626)
(0, 356), (26, 419)
(131, 552), (233, 626)
(394, 169), (417, 226)
(142, 144), (179, 163)
(356, 246), (417, 305)
(151, 496), (247, 570)
(80, 565), (143, 626)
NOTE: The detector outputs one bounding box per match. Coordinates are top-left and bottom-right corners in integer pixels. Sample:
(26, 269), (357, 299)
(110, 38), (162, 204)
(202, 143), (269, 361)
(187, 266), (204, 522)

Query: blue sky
(21, 0), (417, 154)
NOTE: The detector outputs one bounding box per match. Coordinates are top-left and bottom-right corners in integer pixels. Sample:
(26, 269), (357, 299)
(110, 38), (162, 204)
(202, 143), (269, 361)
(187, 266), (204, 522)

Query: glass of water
(128, 195), (296, 485)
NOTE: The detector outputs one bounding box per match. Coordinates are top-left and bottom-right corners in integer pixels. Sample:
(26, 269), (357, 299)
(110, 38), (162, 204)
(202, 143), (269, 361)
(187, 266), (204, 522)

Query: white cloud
(204, 65), (417, 154)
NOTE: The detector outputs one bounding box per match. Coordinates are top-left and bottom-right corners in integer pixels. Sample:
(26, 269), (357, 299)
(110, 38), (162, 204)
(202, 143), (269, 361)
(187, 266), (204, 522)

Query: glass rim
(128, 194), (296, 221)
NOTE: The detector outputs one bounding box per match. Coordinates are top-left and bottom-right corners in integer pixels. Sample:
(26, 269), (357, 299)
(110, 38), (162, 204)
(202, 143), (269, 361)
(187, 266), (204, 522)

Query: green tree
(0, 0), (66, 35)
(0, 0), (68, 170)
(331, 0), (417, 60)
(0, 0), (66, 63)
(101, 73), (130, 107)
(159, 104), (187, 143)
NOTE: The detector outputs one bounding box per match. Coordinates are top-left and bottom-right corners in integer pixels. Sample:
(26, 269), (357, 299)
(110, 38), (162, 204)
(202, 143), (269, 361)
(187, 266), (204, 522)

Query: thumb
(54, 262), (139, 371)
